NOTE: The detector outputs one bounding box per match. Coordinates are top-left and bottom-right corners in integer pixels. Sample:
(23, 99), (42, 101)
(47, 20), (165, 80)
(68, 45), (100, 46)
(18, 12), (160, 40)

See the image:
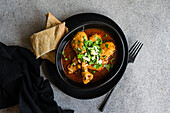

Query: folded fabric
(0, 42), (74, 113)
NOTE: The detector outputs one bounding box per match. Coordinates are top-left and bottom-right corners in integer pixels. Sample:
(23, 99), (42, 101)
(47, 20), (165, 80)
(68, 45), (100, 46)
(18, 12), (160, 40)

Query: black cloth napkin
(0, 42), (74, 113)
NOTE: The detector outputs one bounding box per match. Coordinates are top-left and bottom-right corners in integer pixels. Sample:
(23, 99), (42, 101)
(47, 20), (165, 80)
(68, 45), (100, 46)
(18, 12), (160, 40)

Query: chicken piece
(89, 34), (101, 42)
(81, 62), (93, 84)
(100, 42), (116, 60)
(82, 62), (88, 71)
(82, 71), (93, 84)
(67, 57), (81, 74)
(71, 32), (88, 54)
(87, 42), (115, 71)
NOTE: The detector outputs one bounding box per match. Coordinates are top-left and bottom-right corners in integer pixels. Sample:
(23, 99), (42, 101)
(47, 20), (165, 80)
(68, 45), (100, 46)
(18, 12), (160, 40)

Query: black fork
(128, 41), (143, 63)
(99, 40), (143, 112)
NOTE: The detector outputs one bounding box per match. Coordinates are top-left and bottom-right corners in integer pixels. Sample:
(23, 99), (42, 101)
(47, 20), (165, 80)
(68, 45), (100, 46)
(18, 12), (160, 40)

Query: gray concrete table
(0, 0), (169, 113)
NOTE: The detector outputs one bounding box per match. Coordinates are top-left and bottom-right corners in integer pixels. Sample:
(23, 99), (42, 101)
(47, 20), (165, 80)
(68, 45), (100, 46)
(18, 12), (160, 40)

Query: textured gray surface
(0, 0), (170, 113)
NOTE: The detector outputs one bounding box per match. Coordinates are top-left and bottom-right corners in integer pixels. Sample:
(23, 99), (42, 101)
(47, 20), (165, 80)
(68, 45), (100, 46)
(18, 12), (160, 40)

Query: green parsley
(94, 40), (99, 45)
(77, 48), (82, 52)
(93, 59), (96, 64)
(69, 55), (71, 60)
(99, 49), (102, 54)
(88, 40), (93, 47)
(71, 62), (75, 65)
(103, 56), (106, 58)
(62, 50), (65, 57)
(77, 54), (83, 59)
(110, 64), (114, 68)
(105, 44), (109, 48)
(87, 50), (90, 55)
(82, 45), (86, 51)
(75, 40), (81, 44)
(95, 36), (98, 39)
(111, 58), (114, 63)
(83, 36), (87, 41)
(104, 34), (108, 37)
(99, 40), (103, 45)
(84, 41), (88, 47)
(89, 61), (93, 65)
(65, 58), (68, 61)
(104, 64), (110, 71)
(93, 71), (96, 73)
(99, 64), (103, 67)
(93, 64), (99, 69)
(78, 41), (81, 44)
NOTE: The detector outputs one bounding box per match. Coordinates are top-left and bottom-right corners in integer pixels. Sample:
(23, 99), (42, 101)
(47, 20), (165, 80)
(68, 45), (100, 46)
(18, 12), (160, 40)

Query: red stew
(61, 28), (117, 83)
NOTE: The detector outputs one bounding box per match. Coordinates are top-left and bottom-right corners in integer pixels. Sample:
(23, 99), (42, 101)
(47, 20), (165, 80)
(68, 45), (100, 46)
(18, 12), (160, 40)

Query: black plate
(56, 21), (125, 90)
(45, 13), (128, 99)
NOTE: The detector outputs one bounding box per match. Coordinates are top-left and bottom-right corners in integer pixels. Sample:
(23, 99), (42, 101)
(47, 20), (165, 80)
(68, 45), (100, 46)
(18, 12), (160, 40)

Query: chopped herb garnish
(75, 40), (81, 44)
(83, 36), (87, 41)
(78, 41), (81, 44)
(84, 41), (88, 47)
(87, 50), (90, 55)
(95, 36), (98, 39)
(89, 61), (93, 65)
(74, 35), (112, 67)
(105, 64), (110, 71)
(111, 58), (114, 63)
(93, 64), (99, 69)
(96, 65), (100, 69)
(99, 40), (103, 45)
(65, 58), (68, 61)
(110, 64), (114, 68)
(82, 45), (86, 51)
(103, 56), (106, 58)
(105, 44), (109, 48)
(94, 40), (99, 45)
(71, 62), (75, 65)
(77, 48), (82, 52)
(104, 34), (108, 37)
(69, 55), (71, 60)
(99, 49), (102, 54)
(62, 50), (65, 57)
(77, 54), (83, 59)
(99, 64), (103, 67)
(93, 59), (96, 63)
(93, 71), (96, 73)
(95, 58), (98, 64)
(103, 40), (109, 42)
(88, 40), (93, 47)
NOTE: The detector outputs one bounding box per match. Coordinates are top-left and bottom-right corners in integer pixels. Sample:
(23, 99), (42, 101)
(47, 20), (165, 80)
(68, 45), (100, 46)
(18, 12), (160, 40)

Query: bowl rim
(55, 21), (126, 91)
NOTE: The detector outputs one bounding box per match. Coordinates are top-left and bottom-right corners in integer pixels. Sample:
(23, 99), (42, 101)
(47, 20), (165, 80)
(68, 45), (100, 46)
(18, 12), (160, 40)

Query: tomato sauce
(62, 28), (117, 83)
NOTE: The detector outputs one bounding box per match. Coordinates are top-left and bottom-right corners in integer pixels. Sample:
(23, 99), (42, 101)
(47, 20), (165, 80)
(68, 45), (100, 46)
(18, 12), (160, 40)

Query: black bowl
(56, 21), (125, 90)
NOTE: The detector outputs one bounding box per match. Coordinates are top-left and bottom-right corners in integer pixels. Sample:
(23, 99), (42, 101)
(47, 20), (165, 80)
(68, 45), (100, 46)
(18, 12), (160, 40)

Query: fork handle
(128, 54), (134, 63)
(128, 58), (133, 63)
(99, 86), (115, 112)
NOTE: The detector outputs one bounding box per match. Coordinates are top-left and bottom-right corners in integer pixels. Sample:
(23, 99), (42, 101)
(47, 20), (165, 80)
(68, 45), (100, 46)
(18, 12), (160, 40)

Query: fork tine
(131, 42), (142, 57)
(129, 41), (140, 55)
(130, 42), (142, 57)
(129, 40), (138, 53)
(133, 43), (143, 59)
